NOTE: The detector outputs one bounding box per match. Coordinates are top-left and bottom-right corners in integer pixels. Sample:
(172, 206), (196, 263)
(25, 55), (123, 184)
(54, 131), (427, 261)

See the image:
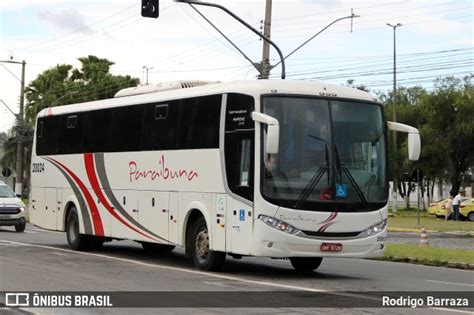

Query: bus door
(227, 197), (253, 255)
(43, 187), (58, 230)
(138, 191), (169, 242)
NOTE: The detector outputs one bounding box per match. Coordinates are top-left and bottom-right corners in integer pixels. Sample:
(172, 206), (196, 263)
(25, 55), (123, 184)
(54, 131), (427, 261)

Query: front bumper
(0, 214), (26, 226)
(252, 219), (386, 258)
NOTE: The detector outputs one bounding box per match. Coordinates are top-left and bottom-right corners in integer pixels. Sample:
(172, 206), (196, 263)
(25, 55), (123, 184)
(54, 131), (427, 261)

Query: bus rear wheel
(290, 257), (323, 272)
(190, 216), (225, 271)
(66, 205), (90, 251)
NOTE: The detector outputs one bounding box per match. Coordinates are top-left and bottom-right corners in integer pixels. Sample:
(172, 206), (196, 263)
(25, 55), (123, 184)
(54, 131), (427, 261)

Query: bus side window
(83, 109), (112, 153)
(36, 116), (60, 156)
(109, 105), (144, 152)
(141, 102), (178, 151)
(58, 114), (83, 154)
(178, 95), (221, 149)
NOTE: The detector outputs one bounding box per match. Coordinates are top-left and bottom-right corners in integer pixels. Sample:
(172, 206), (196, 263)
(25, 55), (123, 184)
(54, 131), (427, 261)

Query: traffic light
(142, 0), (159, 18)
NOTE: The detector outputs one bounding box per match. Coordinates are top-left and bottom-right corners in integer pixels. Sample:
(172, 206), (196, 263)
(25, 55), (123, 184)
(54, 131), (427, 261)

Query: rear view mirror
(387, 121), (421, 161)
(142, 0), (159, 18)
(407, 133), (421, 161)
(251, 112), (280, 154)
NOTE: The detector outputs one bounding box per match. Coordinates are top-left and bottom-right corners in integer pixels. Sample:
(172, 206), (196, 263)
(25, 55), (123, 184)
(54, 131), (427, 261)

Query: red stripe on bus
(320, 212), (338, 224)
(84, 153), (158, 242)
(49, 157), (104, 236)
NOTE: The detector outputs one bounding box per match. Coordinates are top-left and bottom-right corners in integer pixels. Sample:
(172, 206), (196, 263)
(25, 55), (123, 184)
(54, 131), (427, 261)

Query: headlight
(258, 215), (300, 235)
(19, 207), (25, 212)
(362, 219), (387, 237)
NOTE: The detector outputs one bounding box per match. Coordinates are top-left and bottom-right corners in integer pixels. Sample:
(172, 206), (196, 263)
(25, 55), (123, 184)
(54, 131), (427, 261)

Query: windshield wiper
(293, 135), (329, 208)
(333, 144), (368, 207)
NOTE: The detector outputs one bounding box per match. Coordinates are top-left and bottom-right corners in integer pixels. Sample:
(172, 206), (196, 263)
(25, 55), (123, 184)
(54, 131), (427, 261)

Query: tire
(290, 257), (323, 273)
(468, 212), (474, 222)
(15, 222), (26, 232)
(66, 205), (89, 251)
(142, 242), (175, 253)
(189, 216), (225, 271)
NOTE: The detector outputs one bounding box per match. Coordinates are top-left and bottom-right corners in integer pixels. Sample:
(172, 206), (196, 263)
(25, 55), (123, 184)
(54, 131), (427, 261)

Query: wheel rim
(68, 216), (78, 242)
(469, 213), (474, 221)
(195, 227), (209, 262)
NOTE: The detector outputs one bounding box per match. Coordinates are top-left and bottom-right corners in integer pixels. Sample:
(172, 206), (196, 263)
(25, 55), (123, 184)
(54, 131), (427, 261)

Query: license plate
(321, 243), (342, 252)
(0, 215), (12, 219)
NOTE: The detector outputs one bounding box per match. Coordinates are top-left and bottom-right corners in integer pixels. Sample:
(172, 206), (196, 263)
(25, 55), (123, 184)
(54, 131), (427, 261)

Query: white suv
(0, 181), (26, 232)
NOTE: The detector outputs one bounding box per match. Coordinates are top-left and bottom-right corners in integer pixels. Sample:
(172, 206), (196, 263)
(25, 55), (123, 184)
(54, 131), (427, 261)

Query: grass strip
(388, 216), (473, 232)
(382, 243), (474, 268)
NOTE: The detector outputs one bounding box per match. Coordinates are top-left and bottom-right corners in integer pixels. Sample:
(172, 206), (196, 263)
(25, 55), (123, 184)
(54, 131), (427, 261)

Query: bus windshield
(261, 96), (388, 212)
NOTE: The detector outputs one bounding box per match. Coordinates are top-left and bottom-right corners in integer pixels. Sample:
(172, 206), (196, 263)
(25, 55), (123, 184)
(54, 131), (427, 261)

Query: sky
(0, 0), (473, 132)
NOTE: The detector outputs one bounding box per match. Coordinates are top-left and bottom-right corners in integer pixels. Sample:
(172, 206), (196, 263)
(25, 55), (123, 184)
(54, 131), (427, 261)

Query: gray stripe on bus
(44, 158), (93, 235)
(93, 153), (169, 243)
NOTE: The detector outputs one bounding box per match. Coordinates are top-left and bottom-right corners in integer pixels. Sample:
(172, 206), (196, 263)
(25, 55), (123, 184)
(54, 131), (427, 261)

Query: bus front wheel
(190, 216), (226, 271)
(290, 257), (323, 272)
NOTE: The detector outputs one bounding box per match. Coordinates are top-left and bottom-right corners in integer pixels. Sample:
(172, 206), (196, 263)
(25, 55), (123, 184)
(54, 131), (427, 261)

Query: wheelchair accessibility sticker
(239, 209), (245, 221)
(336, 184), (348, 197)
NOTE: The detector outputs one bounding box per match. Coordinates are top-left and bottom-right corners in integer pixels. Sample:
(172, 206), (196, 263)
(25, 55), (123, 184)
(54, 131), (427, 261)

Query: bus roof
(37, 80), (380, 118)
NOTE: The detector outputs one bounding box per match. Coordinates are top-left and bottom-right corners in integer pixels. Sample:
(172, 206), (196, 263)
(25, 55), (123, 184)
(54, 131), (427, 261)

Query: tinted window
(142, 102), (178, 150)
(110, 105), (144, 152)
(83, 109), (112, 153)
(225, 93), (254, 132)
(225, 94), (255, 200)
(178, 95), (221, 149)
(36, 116), (60, 155)
(58, 114), (83, 154)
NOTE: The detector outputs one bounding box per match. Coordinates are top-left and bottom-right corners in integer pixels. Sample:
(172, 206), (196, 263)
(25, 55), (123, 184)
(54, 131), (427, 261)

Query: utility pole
(0, 59), (26, 196)
(260, 0), (272, 79)
(387, 23), (401, 213)
(16, 60), (26, 197)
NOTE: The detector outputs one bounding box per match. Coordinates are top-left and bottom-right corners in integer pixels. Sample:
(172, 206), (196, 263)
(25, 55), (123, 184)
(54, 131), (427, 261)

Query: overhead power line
(18, 2), (137, 53)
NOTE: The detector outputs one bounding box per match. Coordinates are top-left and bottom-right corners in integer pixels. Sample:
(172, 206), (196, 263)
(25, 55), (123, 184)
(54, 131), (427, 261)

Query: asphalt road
(0, 224), (473, 315)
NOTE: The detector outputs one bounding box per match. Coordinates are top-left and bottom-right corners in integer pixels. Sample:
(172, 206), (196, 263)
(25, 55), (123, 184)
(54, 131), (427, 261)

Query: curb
(388, 227), (438, 233)
(373, 256), (474, 270)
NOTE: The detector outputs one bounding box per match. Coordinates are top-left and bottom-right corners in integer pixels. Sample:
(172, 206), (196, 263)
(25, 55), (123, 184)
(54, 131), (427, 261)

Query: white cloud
(36, 8), (93, 33)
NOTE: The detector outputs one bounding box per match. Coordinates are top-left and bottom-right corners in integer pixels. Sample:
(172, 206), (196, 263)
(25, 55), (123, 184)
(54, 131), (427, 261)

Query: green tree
(345, 79), (369, 92)
(421, 75), (474, 195)
(25, 55), (139, 121)
(12, 56), (139, 192)
(379, 86), (429, 208)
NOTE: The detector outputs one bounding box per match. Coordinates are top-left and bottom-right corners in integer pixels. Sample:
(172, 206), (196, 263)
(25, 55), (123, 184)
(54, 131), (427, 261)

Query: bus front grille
(302, 230), (361, 238)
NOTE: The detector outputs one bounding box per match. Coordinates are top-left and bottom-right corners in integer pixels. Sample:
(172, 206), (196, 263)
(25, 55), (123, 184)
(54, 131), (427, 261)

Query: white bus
(30, 80), (420, 271)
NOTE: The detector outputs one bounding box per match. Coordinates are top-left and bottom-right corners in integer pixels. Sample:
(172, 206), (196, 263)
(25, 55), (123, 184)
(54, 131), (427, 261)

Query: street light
(387, 22), (402, 213)
(142, 66), (153, 85)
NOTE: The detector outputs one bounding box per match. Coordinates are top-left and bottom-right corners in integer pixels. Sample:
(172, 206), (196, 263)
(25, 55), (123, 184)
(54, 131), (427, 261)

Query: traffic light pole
(176, 0), (286, 79)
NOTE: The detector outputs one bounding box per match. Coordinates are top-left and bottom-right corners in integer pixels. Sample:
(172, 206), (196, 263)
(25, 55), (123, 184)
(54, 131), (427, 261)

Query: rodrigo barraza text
(382, 295), (469, 308)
